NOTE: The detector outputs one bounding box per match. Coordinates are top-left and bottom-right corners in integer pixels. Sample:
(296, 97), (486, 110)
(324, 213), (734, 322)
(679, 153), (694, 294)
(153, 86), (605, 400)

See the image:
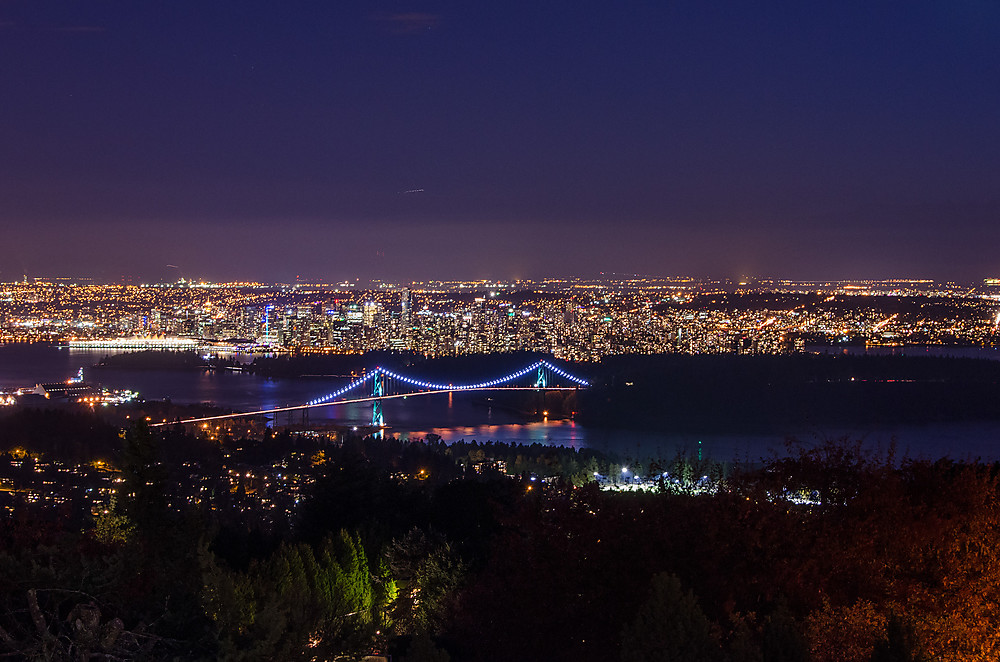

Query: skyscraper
(401, 288), (411, 326)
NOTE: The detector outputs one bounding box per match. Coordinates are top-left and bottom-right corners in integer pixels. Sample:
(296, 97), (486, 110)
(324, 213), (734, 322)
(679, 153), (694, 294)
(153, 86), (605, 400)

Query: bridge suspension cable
(307, 371), (376, 406)
(380, 360), (588, 391)
(151, 361), (588, 427)
(306, 360), (588, 407)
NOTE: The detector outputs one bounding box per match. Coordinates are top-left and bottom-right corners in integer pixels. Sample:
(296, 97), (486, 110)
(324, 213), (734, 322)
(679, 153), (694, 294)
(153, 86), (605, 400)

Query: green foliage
(411, 545), (463, 635)
(449, 439), (610, 483)
(202, 530), (384, 660)
(654, 449), (729, 494)
(93, 496), (135, 545)
(757, 437), (893, 507)
(118, 422), (168, 528)
(618, 573), (721, 662)
(403, 630), (451, 662)
(386, 529), (465, 637)
(297, 450), (421, 546)
(761, 600), (810, 662)
(726, 614), (764, 662)
(374, 555), (399, 632)
(18, 410), (1000, 660)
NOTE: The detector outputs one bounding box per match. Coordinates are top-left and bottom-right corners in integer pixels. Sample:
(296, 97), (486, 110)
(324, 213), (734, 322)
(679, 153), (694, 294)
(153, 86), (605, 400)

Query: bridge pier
(371, 370), (384, 437)
(152, 361), (590, 429)
(535, 365), (547, 388)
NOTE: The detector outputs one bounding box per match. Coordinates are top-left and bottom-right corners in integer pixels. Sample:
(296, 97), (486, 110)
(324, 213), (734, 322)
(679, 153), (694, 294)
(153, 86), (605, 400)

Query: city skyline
(3, 1), (1000, 283)
(4, 277), (998, 363)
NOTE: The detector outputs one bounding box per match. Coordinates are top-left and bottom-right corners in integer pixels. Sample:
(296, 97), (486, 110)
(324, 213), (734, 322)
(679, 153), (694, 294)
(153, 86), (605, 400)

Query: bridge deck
(150, 386), (580, 427)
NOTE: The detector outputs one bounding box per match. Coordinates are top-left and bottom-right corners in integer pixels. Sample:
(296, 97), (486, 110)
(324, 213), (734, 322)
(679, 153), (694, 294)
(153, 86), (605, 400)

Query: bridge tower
(535, 364), (547, 388)
(371, 370), (385, 432)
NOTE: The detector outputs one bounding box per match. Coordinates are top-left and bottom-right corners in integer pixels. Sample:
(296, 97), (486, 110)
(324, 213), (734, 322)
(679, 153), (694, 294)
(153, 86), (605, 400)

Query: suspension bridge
(150, 360), (589, 429)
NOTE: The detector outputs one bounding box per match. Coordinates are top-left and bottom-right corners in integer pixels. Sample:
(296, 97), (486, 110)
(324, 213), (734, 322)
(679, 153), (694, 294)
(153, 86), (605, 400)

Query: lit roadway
(149, 386), (581, 427)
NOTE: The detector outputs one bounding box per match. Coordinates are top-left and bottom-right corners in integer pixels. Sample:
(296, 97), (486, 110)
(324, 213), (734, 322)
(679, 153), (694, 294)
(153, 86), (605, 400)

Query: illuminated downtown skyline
(2, 1), (999, 284)
(3, 277), (998, 363)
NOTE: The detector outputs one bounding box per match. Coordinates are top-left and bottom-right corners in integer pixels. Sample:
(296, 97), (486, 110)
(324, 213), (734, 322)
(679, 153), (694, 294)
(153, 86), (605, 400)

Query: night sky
(2, 1), (999, 283)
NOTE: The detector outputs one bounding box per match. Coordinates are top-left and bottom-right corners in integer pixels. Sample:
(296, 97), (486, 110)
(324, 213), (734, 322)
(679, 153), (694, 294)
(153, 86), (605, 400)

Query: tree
(93, 495), (135, 545)
(117, 422), (168, 529)
(0, 590), (163, 660)
(202, 531), (384, 660)
(386, 528), (464, 636)
(870, 615), (928, 662)
(619, 573), (721, 662)
(403, 630), (451, 662)
(806, 599), (884, 662)
(761, 600), (810, 662)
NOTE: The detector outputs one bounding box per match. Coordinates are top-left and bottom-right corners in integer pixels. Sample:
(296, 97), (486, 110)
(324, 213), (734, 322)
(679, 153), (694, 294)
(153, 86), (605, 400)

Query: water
(0, 343), (112, 388)
(3, 343), (1000, 461)
(808, 344), (1000, 361)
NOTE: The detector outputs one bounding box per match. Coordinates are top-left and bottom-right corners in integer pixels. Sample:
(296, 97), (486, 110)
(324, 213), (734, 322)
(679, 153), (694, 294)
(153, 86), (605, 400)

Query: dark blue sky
(2, 1), (999, 283)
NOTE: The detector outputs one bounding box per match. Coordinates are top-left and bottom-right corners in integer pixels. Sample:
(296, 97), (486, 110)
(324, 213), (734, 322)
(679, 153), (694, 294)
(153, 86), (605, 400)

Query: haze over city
(3, 1), (999, 283)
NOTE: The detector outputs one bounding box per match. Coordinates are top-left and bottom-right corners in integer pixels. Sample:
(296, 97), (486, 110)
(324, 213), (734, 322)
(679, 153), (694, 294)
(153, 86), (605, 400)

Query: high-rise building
(363, 300), (380, 328)
(400, 288), (411, 326)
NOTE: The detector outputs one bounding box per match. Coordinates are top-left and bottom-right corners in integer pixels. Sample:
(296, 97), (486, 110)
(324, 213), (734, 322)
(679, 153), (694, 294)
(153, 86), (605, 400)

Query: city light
(2, 278), (997, 364)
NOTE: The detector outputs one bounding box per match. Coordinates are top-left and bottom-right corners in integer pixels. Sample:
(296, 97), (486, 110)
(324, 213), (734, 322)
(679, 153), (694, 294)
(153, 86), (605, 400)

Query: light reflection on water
(401, 420), (588, 449)
(3, 344), (1000, 460)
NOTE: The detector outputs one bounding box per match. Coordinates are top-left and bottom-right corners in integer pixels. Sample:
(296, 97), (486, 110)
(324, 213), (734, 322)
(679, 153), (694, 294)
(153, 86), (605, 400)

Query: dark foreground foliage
(0, 419), (998, 661)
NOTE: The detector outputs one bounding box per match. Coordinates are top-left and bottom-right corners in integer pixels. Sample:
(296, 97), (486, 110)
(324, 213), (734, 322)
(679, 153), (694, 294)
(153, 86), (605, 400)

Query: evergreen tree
(202, 531), (384, 660)
(762, 600), (810, 662)
(619, 573), (721, 662)
(403, 631), (451, 662)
